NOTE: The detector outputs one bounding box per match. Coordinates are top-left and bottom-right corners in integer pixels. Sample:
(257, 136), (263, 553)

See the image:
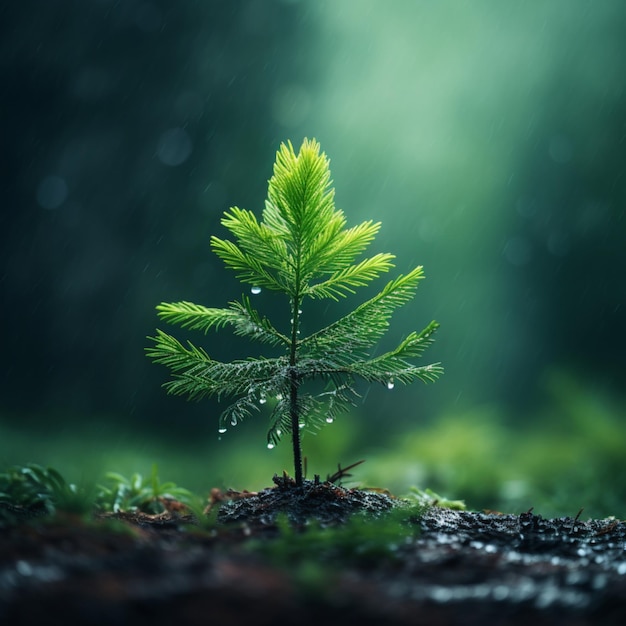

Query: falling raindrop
(267, 443), (275, 450)
(218, 428), (227, 434)
(251, 286), (262, 295)
(387, 379), (395, 390)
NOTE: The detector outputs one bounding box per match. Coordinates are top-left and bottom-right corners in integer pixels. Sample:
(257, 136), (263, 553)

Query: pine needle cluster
(147, 138), (442, 485)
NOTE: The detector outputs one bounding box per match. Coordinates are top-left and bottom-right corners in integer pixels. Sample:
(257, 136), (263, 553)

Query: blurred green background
(1, 0), (625, 518)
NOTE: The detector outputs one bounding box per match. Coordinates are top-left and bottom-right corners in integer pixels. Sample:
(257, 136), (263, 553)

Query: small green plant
(407, 487), (466, 511)
(0, 463), (92, 523)
(147, 138), (442, 486)
(96, 464), (195, 514)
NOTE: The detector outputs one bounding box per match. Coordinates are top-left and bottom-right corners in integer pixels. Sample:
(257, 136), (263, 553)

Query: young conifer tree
(147, 139), (442, 486)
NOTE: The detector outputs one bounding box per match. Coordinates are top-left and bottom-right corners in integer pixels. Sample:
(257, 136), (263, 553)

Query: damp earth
(1, 476), (625, 625)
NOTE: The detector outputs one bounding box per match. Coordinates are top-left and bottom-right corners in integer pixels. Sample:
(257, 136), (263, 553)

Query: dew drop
(299, 422), (305, 429)
(325, 417), (334, 423)
(259, 395), (267, 405)
(387, 379), (395, 390)
(251, 286), (262, 295)
(218, 428), (227, 434)
(230, 417), (238, 426)
(267, 443), (275, 450)
(276, 429), (282, 436)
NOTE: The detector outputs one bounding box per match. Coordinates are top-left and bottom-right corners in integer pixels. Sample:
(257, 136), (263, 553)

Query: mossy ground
(1, 478), (625, 625)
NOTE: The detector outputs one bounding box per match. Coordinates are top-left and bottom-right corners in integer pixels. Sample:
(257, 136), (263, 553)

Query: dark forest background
(1, 1), (625, 513)
(1, 0), (319, 430)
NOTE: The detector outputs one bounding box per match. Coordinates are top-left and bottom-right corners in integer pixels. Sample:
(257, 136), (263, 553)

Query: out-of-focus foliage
(0, 462), (204, 526)
(364, 372), (626, 519)
(96, 464), (195, 514)
(405, 487), (466, 511)
(1, 371), (623, 519)
(0, 463), (93, 523)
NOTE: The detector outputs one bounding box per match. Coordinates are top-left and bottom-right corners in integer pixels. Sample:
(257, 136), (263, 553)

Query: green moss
(249, 504), (424, 572)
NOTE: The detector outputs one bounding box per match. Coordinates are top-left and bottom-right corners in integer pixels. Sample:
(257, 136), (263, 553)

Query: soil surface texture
(1, 478), (625, 625)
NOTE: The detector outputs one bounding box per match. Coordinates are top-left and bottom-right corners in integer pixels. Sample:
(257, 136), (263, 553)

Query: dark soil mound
(217, 474), (396, 526)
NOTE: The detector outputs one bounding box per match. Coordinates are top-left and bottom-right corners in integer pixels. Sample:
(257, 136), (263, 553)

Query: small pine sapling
(147, 139), (442, 486)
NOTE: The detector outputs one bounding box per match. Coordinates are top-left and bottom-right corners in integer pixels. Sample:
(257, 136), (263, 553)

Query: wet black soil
(216, 473), (396, 526)
(1, 479), (625, 625)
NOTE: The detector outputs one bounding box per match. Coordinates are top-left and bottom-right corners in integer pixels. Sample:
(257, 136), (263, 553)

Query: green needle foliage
(147, 138), (442, 486)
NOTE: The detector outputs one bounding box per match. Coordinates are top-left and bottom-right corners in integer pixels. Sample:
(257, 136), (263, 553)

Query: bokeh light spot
(549, 135), (573, 164)
(36, 175), (68, 210)
(503, 236), (532, 267)
(156, 128), (193, 166)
